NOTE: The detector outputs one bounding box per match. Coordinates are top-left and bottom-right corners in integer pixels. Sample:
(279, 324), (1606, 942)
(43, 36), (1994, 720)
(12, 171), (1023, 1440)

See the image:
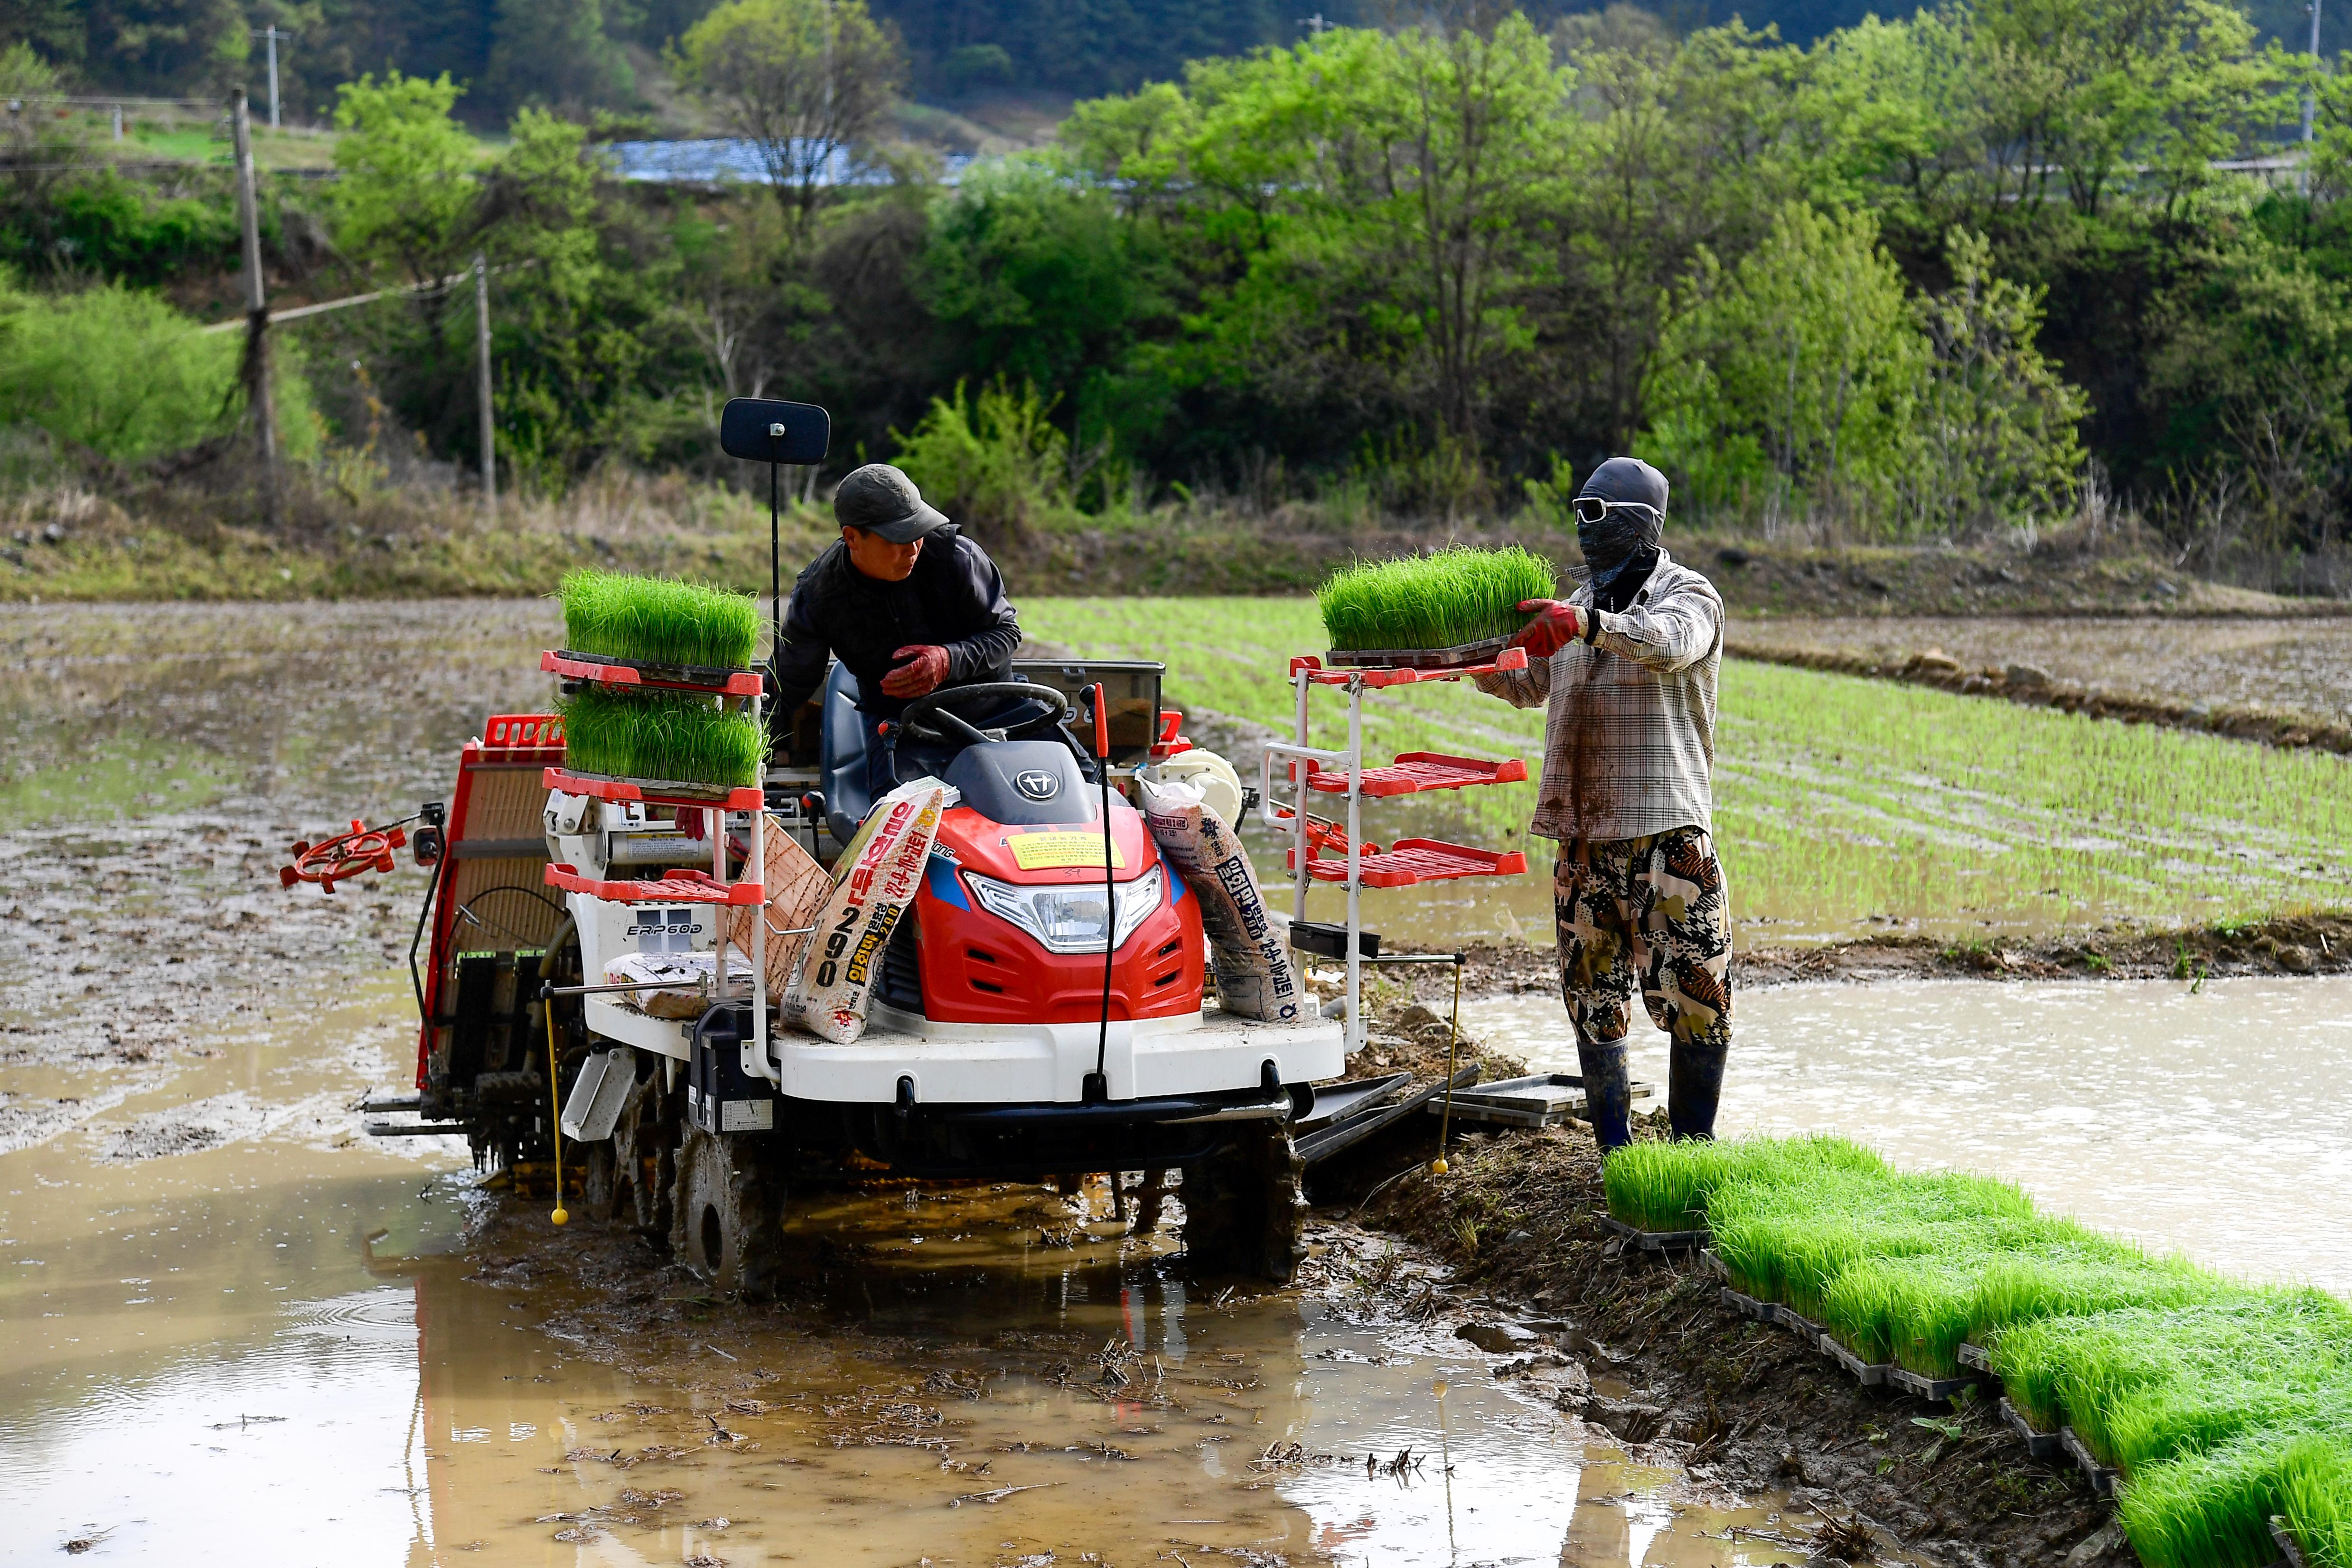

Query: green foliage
(890, 377), (1071, 538)
(0, 272), (318, 460)
(558, 686), (770, 787)
(1315, 546), (1556, 652)
(328, 73), (482, 284)
(559, 568), (763, 668)
(481, 0), (634, 114)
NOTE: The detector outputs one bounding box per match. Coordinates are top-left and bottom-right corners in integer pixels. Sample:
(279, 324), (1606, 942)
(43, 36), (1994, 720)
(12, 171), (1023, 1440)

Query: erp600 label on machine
(1008, 832), (1126, 871)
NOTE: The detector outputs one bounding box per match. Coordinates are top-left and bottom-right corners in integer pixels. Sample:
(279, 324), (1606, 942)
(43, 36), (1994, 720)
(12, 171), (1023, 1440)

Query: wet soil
(1728, 621), (2352, 755)
(1344, 1122), (2123, 1568)
(1401, 912), (2352, 998)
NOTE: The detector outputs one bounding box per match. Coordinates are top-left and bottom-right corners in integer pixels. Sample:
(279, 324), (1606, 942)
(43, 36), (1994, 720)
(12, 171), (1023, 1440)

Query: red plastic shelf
(543, 649), (763, 697)
(1293, 838), (1528, 888)
(543, 766), (762, 812)
(545, 863), (765, 906)
(1288, 646), (1529, 689)
(1307, 752), (1529, 797)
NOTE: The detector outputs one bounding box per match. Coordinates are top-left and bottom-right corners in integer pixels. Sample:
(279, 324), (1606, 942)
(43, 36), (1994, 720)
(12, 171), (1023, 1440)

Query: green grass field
(1021, 597), (2352, 936)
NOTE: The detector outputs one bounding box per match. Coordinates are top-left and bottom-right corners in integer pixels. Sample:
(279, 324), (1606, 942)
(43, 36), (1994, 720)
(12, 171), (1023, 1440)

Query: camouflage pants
(1554, 828), (1734, 1050)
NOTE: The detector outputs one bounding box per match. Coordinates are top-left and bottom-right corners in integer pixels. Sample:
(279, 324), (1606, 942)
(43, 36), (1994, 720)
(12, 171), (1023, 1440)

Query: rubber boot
(1668, 1035), (1728, 1141)
(1576, 1035), (1633, 1152)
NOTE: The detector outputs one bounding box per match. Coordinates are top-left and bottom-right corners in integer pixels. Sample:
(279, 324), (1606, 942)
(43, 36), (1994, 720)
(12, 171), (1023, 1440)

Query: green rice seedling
(1993, 1293), (2352, 1467)
(1316, 546), (1557, 652)
(2119, 1427), (2321, 1568)
(559, 686), (769, 787)
(561, 569), (763, 670)
(2280, 1432), (2352, 1568)
(1602, 1134), (1886, 1233)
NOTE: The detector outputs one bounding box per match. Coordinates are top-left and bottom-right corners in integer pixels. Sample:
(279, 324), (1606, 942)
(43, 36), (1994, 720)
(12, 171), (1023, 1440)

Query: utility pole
(230, 88), (279, 523)
(259, 26), (286, 129)
(475, 253), (496, 514)
(1299, 11), (1330, 33)
(110, 103), (122, 140)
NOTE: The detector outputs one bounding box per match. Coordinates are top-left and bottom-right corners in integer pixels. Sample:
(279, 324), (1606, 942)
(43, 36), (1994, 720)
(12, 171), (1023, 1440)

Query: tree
(674, 0), (904, 242)
(482, 0), (634, 115)
(1641, 202), (1925, 525)
(328, 72), (480, 285)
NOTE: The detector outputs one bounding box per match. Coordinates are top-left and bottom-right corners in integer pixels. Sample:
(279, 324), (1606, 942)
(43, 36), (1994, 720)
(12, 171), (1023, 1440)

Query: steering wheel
(897, 681), (1072, 746)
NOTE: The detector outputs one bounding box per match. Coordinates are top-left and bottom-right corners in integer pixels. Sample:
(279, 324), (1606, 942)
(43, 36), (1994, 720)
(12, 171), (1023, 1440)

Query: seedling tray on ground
(546, 863), (765, 906)
(1307, 752), (1529, 797)
(1298, 838), (1530, 887)
(1885, 1366), (1983, 1402)
(1599, 1214), (1710, 1252)
(2060, 1427), (2120, 1496)
(2000, 1398), (2062, 1460)
(544, 648), (763, 696)
(544, 765), (763, 812)
(1820, 1334), (1892, 1387)
(1296, 1066), (1478, 1166)
(1720, 1285), (1774, 1323)
(1328, 636), (1513, 670)
(1957, 1342), (1994, 1372)
(1424, 1073), (1655, 1128)
(2272, 1516), (2309, 1568)
(1779, 1307), (1831, 1347)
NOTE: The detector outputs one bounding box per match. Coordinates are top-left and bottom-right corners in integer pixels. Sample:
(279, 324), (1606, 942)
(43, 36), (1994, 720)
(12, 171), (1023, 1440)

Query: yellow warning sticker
(1008, 831), (1127, 871)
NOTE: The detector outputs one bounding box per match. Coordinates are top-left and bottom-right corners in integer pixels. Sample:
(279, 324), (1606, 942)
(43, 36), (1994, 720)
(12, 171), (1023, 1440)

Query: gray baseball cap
(834, 463), (948, 542)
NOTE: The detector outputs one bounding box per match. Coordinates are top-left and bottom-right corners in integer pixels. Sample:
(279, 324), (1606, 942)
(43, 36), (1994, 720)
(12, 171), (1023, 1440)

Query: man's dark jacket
(769, 525), (1022, 719)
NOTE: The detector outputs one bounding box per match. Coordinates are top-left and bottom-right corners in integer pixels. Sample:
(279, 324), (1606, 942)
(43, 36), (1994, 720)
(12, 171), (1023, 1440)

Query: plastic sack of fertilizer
(781, 778), (950, 1044)
(1136, 775), (1302, 1024)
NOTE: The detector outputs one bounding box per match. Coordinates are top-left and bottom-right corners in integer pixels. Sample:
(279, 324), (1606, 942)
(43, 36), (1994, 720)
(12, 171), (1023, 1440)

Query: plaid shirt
(1474, 546), (1723, 843)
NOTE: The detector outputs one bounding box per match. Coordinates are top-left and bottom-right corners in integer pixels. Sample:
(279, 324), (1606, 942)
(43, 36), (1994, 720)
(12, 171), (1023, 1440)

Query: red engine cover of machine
(915, 803), (1205, 1025)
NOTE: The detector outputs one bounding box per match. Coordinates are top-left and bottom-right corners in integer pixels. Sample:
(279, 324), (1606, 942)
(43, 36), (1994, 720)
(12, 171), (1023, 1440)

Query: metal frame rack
(537, 648), (773, 1081)
(1258, 646), (1534, 1055)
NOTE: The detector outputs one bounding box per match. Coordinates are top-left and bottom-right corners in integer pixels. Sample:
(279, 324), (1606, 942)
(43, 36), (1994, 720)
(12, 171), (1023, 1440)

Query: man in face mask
(1473, 457), (1731, 1153)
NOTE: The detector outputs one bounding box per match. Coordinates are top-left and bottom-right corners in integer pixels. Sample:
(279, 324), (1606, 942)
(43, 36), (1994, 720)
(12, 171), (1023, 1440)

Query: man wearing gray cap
(770, 463), (1022, 755)
(1474, 456), (1730, 1155)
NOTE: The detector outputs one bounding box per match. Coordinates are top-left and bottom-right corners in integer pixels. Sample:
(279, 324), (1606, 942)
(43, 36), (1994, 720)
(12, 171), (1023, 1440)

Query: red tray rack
(545, 864), (766, 906)
(1293, 838), (1528, 888)
(543, 766), (762, 812)
(542, 649), (764, 697)
(1307, 751), (1528, 797)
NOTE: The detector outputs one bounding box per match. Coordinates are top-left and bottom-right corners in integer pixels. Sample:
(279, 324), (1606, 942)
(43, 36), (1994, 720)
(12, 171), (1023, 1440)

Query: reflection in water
(5, 1129), (1834, 1567)
(1470, 975), (2352, 1293)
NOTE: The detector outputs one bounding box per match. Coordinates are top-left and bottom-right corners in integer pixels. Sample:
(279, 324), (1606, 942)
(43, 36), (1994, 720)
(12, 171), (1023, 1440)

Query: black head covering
(1576, 457), (1668, 612)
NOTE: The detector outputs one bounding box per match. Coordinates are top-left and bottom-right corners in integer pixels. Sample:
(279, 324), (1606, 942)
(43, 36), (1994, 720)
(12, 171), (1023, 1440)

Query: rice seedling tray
(2271, 1516), (2309, 1568)
(1306, 752), (1529, 796)
(543, 766), (763, 812)
(1697, 1248), (1729, 1282)
(1327, 636), (1516, 671)
(1884, 1366), (1983, 1402)
(1598, 1214), (1711, 1252)
(1421, 1072), (1653, 1127)
(1720, 1285), (1775, 1323)
(545, 863), (766, 907)
(1957, 1342), (1993, 1372)
(544, 648), (763, 697)
(1819, 1334), (1892, 1388)
(2059, 1427), (2119, 1496)
(1998, 1397), (2062, 1460)
(1298, 838), (1530, 887)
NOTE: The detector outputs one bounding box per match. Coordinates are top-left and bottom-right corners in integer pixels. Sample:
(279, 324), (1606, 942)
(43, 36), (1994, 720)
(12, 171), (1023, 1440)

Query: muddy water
(1730, 615), (2352, 725)
(1467, 977), (2352, 1294)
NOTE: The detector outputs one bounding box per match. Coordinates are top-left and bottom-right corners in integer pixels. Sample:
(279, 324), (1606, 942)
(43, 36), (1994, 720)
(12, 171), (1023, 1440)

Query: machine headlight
(966, 864), (1164, 956)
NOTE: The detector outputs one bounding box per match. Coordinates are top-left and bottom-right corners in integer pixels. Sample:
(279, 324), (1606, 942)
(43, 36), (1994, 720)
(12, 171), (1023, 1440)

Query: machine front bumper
(770, 1007), (1343, 1106)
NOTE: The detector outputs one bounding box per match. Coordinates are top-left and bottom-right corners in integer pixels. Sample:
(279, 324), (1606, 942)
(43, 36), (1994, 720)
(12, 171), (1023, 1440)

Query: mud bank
(1402, 912), (2352, 996)
(1349, 1124), (2121, 1568)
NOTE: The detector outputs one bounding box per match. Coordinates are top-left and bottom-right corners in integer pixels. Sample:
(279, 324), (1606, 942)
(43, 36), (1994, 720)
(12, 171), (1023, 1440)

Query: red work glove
(880, 644), (951, 698)
(1510, 599), (1590, 660)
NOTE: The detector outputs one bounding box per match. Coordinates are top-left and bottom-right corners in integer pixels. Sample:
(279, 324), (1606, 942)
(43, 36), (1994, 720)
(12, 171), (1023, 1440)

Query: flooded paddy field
(2, 598), (2341, 1564)
(1728, 615), (2352, 728)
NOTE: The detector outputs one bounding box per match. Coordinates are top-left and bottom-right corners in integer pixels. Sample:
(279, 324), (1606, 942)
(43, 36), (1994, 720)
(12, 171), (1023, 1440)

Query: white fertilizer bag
(781, 778), (949, 1044)
(1136, 774), (1302, 1024)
